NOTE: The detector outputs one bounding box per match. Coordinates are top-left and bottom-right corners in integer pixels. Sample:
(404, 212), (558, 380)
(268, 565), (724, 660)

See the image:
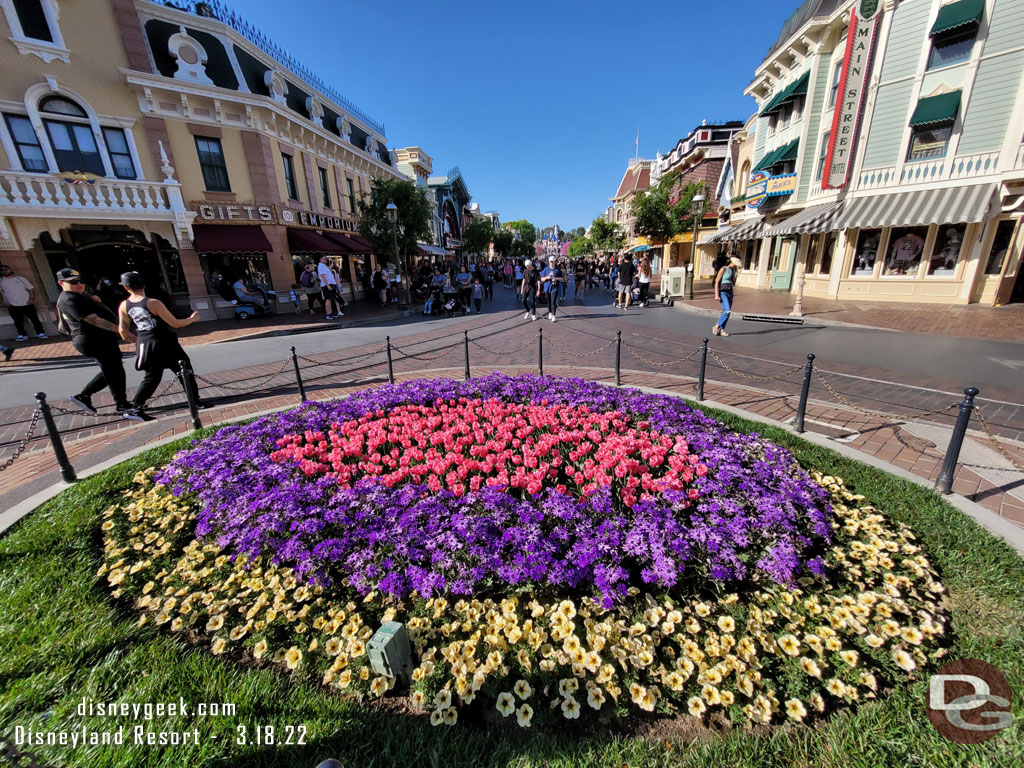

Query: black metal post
(697, 338), (709, 401)
(178, 359), (202, 431)
(35, 392), (76, 483)
(794, 354), (815, 434)
(463, 330), (471, 381)
(386, 336), (395, 385)
(615, 330), (622, 386)
(936, 387), (980, 495)
(290, 346), (307, 403)
(538, 327), (544, 376)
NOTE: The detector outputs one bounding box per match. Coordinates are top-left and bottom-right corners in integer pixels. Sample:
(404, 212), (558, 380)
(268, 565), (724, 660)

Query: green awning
(753, 146), (784, 172)
(909, 91), (962, 127)
(759, 71), (810, 117)
(930, 0), (984, 37)
(753, 139), (800, 172)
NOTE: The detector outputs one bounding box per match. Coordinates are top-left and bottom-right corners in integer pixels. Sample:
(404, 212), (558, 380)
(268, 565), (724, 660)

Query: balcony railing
(148, 0), (385, 136)
(0, 172), (174, 214)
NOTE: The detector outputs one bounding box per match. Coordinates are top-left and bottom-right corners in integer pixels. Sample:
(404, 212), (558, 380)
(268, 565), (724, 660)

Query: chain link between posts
(974, 406), (1024, 474)
(296, 344), (387, 371)
(708, 350), (805, 381)
(0, 409), (41, 472)
(814, 371), (957, 423)
(627, 343), (702, 368)
(194, 358), (292, 393)
(389, 341), (461, 362)
(470, 336), (536, 356)
(545, 337), (616, 358)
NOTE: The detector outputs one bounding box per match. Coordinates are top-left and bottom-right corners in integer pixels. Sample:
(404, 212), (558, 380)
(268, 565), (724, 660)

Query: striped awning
(705, 218), (766, 243)
(834, 183), (995, 230)
(764, 201), (845, 237)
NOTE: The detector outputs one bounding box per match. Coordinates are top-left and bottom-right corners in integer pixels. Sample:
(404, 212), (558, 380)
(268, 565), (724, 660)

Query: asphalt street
(1, 286), (1022, 408)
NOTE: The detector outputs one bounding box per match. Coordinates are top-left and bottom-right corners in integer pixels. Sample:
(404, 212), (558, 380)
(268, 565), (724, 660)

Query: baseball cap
(120, 271), (145, 289)
(55, 268), (81, 282)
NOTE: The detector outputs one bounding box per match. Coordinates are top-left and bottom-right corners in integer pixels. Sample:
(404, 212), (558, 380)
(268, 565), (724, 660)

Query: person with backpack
(713, 256), (742, 337)
(117, 271), (205, 420)
(299, 263), (324, 314)
(540, 259), (565, 322)
(520, 259), (540, 321)
(615, 256), (635, 310)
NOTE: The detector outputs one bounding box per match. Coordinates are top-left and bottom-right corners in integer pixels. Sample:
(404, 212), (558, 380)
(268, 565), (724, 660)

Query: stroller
(440, 285), (467, 317)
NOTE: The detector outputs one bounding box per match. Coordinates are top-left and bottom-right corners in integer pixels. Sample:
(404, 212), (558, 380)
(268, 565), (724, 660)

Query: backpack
(300, 269), (317, 288)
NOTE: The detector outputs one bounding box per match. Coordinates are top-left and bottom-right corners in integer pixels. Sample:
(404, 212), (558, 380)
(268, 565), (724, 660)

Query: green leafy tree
(668, 180), (709, 234)
(512, 238), (534, 261)
(632, 184), (674, 244)
(589, 217), (625, 253)
(491, 229), (516, 260)
(462, 217), (495, 258)
(357, 177), (433, 264)
(567, 236), (592, 258)
(503, 219), (538, 247)
(568, 226), (587, 240)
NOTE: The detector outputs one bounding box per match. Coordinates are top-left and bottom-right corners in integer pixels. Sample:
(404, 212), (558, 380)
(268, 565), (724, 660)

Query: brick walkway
(676, 281), (1024, 341)
(2, 304), (1023, 531)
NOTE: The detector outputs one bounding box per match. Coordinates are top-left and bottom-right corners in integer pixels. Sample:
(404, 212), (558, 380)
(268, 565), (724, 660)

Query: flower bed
(101, 375), (949, 730)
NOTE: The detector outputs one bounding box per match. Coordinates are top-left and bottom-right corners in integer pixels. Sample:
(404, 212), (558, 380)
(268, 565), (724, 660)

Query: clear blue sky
(240, 0), (787, 232)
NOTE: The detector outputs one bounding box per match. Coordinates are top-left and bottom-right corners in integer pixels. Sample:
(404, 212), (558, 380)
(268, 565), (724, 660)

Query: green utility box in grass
(368, 621), (411, 679)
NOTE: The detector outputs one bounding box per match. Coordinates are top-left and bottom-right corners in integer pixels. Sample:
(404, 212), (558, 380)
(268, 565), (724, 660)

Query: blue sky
(239, 0), (786, 232)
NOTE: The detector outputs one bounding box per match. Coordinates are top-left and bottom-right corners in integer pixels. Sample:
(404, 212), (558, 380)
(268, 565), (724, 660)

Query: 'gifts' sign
(823, 1), (882, 190)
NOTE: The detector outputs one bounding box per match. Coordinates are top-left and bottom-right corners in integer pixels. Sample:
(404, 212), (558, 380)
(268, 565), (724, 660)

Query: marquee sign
(746, 172), (797, 208)
(822, 1), (882, 190)
(191, 202), (359, 233)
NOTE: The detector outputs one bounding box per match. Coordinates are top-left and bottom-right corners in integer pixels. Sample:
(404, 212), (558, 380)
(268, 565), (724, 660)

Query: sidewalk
(671, 280), (1024, 342)
(2, 305), (1022, 537)
(0, 298), (416, 365)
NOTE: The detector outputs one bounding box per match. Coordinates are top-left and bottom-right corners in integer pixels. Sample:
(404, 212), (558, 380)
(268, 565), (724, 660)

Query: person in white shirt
(317, 256), (342, 318)
(0, 264), (46, 340)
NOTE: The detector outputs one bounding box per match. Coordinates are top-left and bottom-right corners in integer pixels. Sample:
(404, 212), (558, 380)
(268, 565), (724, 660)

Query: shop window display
(984, 220), (1018, 276)
(741, 240), (757, 271)
(806, 234), (822, 274)
(884, 227), (927, 276)
(851, 229), (881, 276)
(820, 233), (837, 275)
(928, 224), (966, 277)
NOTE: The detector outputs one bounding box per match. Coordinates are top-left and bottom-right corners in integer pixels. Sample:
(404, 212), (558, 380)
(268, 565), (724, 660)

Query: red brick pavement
(679, 281), (1024, 341)
(2, 304), (1023, 530)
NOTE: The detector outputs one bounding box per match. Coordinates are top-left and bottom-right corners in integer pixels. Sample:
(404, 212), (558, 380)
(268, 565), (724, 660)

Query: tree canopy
(357, 177), (433, 262)
(588, 217), (625, 253)
(632, 173), (709, 242)
(567, 236), (592, 258)
(503, 219), (538, 247)
(462, 217), (496, 258)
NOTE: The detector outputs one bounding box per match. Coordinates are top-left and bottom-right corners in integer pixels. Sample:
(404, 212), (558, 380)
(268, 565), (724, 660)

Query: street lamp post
(686, 192), (705, 301)
(385, 199), (409, 309)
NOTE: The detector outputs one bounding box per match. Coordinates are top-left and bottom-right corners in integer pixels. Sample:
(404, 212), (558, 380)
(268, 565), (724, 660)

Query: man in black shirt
(55, 268), (144, 421)
(616, 256), (636, 310)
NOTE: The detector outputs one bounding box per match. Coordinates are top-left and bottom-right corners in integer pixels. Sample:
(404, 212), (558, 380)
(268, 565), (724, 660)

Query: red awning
(287, 227), (347, 255)
(322, 232), (356, 252)
(192, 224), (273, 254)
(345, 234), (374, 254)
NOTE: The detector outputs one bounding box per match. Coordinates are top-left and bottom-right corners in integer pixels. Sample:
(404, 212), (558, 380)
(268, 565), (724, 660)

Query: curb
(2, 372), (1022, 561)
(207, 308), (421, 344)
(666, 297), (898, 333)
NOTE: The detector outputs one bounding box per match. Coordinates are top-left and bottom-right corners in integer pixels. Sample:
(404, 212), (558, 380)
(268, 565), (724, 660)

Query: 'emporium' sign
(822, 2), (882, 190)
(192, 202), (358, 233)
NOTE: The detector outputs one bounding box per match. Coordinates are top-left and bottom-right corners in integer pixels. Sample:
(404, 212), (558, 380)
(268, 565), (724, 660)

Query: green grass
(1, 408), (1022, 767)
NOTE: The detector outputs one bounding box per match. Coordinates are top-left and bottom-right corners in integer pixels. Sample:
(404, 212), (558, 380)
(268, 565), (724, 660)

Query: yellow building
(0, 0), (407, 334)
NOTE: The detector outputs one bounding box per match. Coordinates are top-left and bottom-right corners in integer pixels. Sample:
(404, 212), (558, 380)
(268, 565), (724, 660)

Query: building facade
(0, 0), (408, 337)
(701, 0), (1024, 306)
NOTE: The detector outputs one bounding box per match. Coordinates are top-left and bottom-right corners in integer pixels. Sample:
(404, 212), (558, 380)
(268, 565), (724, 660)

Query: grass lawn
(1, 404), (1022, 768)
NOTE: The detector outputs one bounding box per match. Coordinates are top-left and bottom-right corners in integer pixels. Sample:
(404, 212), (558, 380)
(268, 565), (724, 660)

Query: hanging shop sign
(766, 173), (798, 197)
(822, 1), (883, 190)
(191, 203), (359, 233)
(746, 171), (770, 208)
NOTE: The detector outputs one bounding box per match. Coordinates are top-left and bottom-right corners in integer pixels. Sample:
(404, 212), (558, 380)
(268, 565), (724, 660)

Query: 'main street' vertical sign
(822, 0), (882, 190)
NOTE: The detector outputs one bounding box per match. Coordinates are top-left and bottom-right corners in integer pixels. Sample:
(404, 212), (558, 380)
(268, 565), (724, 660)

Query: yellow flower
(865, 634), (885, 649)
(170, 617), (184, 633)
(325, 637), (342, 656)
(496, 692), (515, 717)
(284, 646), (302, 670)
(701, 684), (721, 706)
(561, 696), (581, 719)
(337, 670), (352, 689)
(559, 678), (579, 697)
(893, 648), (916, 672)
(442, 707), (457, 726)
(587, 687), (605, 710)
(900, 627), (923, 645)
(785, 698), (807, 721)
(840, 650), (859, 667)
(434, 689), (452, 710)
(777, 635), (800, 656)
(516, 703), (534, 728)
(211, 637), (226, 655)
(809, 692), (825, 712)
(694, 602), (711, 617)
(800, 657), (822, 678)
(350, 640), (366, 657)
(370, 676), (389, 697)
(253, 639), (268, 659)
(717, 616), (736, 633)
(665, 672), (685, 692)
(430, 710), (444, 727)
(688, 697), (707, 717)
(513, 680), (533, 700)
(720, 690), (735, 706)
(411, 691), (426, 709)
(206, 615), (225, 632)
(229, 625), (248, 642)
(826, 678), (846, 697)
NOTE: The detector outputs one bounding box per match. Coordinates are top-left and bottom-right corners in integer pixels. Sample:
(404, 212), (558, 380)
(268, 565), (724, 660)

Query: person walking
(713, 256), (742, 337)
(372, 265), (388, 307)
(540, 259), (564, 322)
(483, 262), (495, 300)
(456, 264), (472, 309)
(55, 268), (142, 421)
(471, 277), (484, 313)
(117, 271), (205, 420)
(637, 257), (652, 307)
(317, 256), (342, 318)
(615, 256), (635, 310)
(300, 262), (325, 315)
(514, 261), (524, 300)
(521, 259), (540, 321)
(573, 259), (587, 302)
(0, 263), (46, 340)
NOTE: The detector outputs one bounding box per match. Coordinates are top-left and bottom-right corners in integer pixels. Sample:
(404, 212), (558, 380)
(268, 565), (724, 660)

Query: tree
(503, 219), (538, 247)
(357, 177), (433, 265)
(462, 217), (495, 259)
(491, 229), (516, 260)
(568, 226), (587, 240)
(631, 184), (674, 245)
(589, 217), (625, 254)
(567, 236), (592, 258)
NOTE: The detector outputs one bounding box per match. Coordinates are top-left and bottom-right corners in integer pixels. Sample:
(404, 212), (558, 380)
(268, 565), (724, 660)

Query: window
(741, 239), (757, 271)
(11, 0), (52, 41)
(928, 29), (975, 70)
(884, 226), (928, 276)
(282, 153), (298, 200)
(807, 234), (822, 274)
(318, 166), (331, 209)
(828, 59), (843, 108)
(815, 132), (831, 181)
(985, 220), (1018, 275)
(43, 120), (104, 175)
(907, 124), (952, 162)
(928, 223), (966, 276)
(346, 178), (356, 213)
(101, 127), (136, 179)
(3, 114), (47, 171)
(195, 136), (230, 192)
(820, 233), (837, 275)
(851, 229), (882, 276)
